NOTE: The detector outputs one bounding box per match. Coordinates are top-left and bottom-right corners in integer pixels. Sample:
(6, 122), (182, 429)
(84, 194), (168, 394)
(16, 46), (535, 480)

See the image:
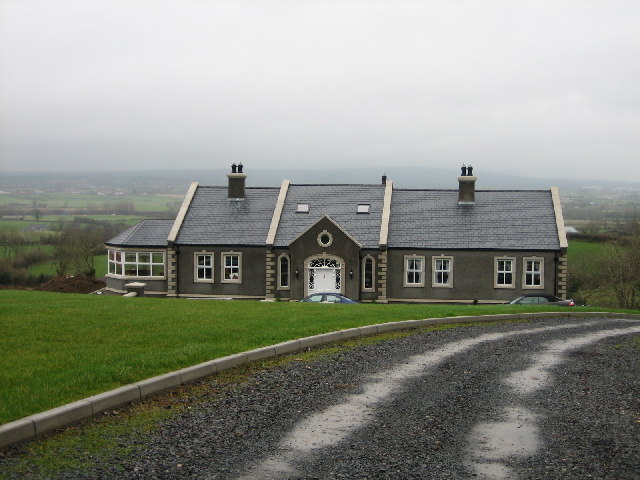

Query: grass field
(0, 192), (182, 211)
(0, 215), (143, 232)
(0, 290), (623, 425)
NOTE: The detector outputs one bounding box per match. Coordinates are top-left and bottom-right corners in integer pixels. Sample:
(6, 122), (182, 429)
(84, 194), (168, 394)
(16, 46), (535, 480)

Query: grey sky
(1, 0), (639, 181)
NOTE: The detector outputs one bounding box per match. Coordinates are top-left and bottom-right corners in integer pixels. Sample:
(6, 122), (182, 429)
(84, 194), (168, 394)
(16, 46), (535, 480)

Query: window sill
(106, 274), (166, 280)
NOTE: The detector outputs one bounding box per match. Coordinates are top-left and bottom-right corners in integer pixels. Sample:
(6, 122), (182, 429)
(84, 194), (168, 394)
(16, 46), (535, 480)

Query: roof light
(357, 204), (370, 214)
(297, 203), (309, 213)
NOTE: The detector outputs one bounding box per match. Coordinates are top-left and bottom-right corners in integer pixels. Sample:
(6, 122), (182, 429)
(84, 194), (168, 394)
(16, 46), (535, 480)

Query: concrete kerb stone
(273, 340), (302, 356)
(86, 384), (142, 415)
(177, 361), (220, 385)
(212, 352), (248, 371)
(246, 346), (277, 362)
(0, 418), (35, 450)
(136, 372), (182, 400)
(3, 311), (636, 451)
(31, 400), (94, 436)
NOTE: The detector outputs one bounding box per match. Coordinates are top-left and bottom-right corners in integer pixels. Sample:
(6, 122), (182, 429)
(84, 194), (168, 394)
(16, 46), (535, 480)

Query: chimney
(382, 174), (387, 185)
(458, 164), (476, 204)
(228, 163), (246, 200)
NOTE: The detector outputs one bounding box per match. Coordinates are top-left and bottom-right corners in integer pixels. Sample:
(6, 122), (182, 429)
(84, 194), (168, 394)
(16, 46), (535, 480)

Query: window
(195, 253), (214, 282)
(433, 256), (453, 287)
(278, 254), (290, 289)
(362, 256), (375, 291)
(297, 203), (309, 213)
(495, 257), (515, 288)
(523, 257), (543, 288)
(357, 204), (370, 214)
(222, 252), (242, 283)
(404, 255), (424, 287)
(317, 230), (333, 247)
(108, 249), (165, 277)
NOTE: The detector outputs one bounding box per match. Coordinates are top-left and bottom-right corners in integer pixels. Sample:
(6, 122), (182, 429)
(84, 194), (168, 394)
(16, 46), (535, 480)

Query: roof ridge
(121, 221), (145, 244)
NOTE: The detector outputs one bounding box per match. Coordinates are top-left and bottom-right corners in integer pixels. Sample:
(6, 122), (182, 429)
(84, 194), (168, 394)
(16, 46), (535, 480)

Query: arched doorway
(305, 255), (344, 296)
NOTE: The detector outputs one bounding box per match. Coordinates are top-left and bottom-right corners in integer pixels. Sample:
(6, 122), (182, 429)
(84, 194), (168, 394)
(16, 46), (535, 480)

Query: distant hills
(1, 167), (639, 194)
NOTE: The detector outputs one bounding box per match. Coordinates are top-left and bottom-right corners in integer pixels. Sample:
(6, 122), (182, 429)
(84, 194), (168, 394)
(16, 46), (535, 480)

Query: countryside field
(0, 290), (621, 425)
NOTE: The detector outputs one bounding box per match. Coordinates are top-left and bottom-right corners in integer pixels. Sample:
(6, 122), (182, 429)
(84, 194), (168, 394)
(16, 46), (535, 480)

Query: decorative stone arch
(304, 253), (345, 297)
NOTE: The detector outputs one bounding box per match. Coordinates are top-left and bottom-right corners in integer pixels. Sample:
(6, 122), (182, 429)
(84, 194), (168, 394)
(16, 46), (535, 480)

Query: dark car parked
(509, 294), (575, 306)
(300, 293), (358, 304)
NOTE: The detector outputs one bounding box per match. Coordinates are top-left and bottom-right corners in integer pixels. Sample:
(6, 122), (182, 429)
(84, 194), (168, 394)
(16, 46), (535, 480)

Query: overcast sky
(1, 0), (639, 182)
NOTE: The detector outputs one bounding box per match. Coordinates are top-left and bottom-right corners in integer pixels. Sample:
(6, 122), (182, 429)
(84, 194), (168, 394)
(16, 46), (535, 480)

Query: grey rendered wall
(386, 249), (559, 302)
(176, 246), (267, 297)
(104, 276), (168, 296)
(288, 217), (362, 300)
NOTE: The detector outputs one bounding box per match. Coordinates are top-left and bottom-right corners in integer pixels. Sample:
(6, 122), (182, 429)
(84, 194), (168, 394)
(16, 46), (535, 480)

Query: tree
(53, 225), (103, 276)
(570, 234), (640, 309)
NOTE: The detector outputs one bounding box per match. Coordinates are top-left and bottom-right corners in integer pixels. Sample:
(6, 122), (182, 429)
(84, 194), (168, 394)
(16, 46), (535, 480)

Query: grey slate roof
(175, 186), (280, 245)
(106, 219), (174, 247)
(273, 184), (386, 248)
(387, 189), (560, 250)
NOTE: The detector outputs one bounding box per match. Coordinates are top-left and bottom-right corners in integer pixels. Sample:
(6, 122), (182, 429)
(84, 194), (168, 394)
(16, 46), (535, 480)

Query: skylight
(357, 204), (370, 214)
(297, 203), (309, 213)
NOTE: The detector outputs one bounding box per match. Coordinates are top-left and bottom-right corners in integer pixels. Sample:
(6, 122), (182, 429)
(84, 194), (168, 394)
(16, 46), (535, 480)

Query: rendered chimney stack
(228, 163), (246, 199)
(458, 164), (476, 204)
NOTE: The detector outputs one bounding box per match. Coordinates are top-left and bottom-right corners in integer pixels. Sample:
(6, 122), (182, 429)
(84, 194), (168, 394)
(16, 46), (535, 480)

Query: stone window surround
(432, 255), (453, 288)
(403, 254), (425, 287)
(221, 251), (242, 284)
(194, 251), (215, 283)
(317, 230), (334, 248)
(362, 255), (375, 292)
(277, 253), (290, 290)
(494, 256), (516, 289)
(523, 256), (544, 289)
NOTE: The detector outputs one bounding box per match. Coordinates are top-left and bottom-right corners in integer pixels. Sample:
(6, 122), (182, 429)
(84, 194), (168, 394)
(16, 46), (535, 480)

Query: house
(104, 165), (568, 303)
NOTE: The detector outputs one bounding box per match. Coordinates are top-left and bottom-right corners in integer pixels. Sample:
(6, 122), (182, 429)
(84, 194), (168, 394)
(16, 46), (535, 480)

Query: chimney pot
(227, 164), (247, 199)
(458, 167), (476, 204)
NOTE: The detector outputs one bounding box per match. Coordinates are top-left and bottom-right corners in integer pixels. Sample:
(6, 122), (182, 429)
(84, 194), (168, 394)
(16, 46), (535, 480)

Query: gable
(273, 184), (385, 248)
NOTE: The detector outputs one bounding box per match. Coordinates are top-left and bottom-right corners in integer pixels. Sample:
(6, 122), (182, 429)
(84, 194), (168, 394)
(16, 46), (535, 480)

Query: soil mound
(36, 275), (106, 294)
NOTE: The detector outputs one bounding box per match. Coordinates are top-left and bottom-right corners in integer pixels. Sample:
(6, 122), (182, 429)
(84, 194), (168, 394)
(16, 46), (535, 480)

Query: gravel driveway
(3, 316), (640, 479)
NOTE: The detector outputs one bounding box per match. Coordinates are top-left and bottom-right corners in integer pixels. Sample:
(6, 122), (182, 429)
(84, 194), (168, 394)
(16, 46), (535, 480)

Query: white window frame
(194, 252), (214, 283)
(523, 257), (544, 289)
(277, 253), (290, 290)
(221, 252), (242, 283)
(107, 249), (165, 278)
(432, 255), (453, 288)
(404, 255), (425, 287)
(494, 257), (515, 288)
(362, 255), (375, 292)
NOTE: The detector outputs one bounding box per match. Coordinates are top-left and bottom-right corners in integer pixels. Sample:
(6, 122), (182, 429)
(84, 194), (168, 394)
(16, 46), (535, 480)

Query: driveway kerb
(1, 311), (638, 450)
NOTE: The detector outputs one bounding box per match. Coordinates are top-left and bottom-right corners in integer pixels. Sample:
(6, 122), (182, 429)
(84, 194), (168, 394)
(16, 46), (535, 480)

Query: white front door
(307, 257), (342, 296)
(309, 267), (340, 295)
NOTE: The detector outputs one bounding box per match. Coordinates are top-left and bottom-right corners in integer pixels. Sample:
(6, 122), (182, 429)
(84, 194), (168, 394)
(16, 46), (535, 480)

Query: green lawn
(0, 290), (624, 425)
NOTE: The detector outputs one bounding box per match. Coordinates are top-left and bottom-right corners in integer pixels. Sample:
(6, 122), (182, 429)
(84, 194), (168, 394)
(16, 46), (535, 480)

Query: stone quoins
(3, 312), (638, 450)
